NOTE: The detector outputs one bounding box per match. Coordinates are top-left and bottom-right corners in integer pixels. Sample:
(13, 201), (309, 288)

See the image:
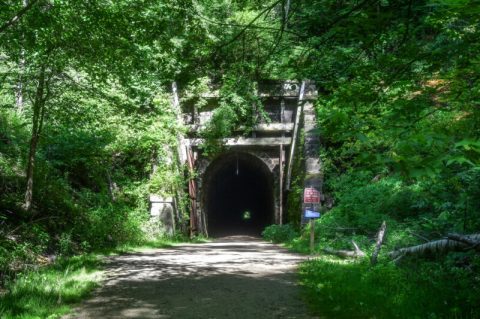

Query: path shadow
(65, 238), (314, 319)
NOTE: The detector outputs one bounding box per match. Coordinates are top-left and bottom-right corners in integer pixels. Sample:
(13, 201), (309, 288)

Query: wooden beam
(254, 123), (293, 132)
(187, 123), (294, 133)
(187, 137), (291, 146)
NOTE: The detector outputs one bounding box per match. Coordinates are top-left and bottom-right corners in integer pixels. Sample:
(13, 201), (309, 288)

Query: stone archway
(201, 152), (275, 237)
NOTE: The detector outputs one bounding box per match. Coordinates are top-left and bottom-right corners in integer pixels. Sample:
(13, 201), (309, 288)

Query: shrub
(262, 224), (298, 244)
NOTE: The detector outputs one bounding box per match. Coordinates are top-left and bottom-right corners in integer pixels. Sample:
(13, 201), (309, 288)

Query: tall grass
(0, 255), (102, 319)
(299, 255), (480, 319)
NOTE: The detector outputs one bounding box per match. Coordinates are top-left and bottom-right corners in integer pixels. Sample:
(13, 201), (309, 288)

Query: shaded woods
(1, 0), (480, 318)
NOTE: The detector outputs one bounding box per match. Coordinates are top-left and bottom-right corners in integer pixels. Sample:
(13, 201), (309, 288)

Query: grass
(263, 225), (480, 318)
(90, 234), (209, 256)
(298, 255), (480, 319)
(0, 235), (204, 319)
(0, 254), (102, 319)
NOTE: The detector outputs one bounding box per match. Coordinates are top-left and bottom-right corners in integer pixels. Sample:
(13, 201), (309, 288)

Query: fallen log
(323, 240), (366, 258)
(389, 233), (480, 261)
(406, 230), (430, 243)
(447, 233), (480, 248)
(371, 221), (387, 265)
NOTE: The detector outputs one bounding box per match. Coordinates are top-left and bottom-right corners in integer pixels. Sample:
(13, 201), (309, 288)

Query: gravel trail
(64, 236), (315, 319)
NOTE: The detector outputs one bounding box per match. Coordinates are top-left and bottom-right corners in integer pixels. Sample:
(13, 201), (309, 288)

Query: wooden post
(186, 147), (197, 237)
(279, 144), (284, 225)
(310, 218), (315, 254)
(279, 96), (285, 225)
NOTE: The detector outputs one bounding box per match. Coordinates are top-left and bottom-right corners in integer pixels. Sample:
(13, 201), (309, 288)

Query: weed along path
(64, 236), (315, 319)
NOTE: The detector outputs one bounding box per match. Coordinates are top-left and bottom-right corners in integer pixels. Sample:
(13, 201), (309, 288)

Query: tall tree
(0, 0), (213, 213)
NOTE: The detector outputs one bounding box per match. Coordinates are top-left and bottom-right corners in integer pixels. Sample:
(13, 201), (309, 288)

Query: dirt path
(64, 236), (315, 319)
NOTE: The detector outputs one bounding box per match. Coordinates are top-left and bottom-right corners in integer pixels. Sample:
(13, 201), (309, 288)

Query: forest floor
(63, 236), (317, 319)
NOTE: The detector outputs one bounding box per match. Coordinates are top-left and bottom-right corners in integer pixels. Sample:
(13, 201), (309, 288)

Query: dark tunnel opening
(203, 152), (275, 237)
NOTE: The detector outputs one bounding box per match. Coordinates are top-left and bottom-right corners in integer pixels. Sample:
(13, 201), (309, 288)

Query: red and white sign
(303, 188), (320, 204)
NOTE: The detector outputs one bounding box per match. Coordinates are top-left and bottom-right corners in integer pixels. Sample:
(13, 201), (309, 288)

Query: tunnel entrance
(203, 152), (275, 237)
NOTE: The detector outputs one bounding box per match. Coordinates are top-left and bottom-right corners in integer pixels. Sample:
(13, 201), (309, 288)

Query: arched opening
(203, 152), (275, 237)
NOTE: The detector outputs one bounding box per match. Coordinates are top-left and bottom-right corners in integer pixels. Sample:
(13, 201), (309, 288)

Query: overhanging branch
(0, 0), (39, 35)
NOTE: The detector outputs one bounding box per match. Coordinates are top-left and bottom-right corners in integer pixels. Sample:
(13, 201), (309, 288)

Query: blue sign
(304, 210), (321, 218)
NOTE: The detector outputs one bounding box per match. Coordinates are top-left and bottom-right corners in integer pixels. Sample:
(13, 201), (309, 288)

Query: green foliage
(0, 83), (185, 281)
(262, 224), (298, 244)
(200, 75), (266, 155)
(300, 254), (480, 319)
(286, 129), (305, 228)
(1, 0), (479, 317)
(0, 254), (102, 319)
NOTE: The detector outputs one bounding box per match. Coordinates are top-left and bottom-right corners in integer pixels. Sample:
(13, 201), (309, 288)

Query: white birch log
(323, 240), (366, 258)
(389, 233), (480, 260)
(371, 221), (387, 265)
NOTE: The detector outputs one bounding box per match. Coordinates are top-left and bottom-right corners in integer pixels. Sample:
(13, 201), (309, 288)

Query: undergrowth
(0, 254), (102, 319)
(263, 224), (480, 319)
(263, 167), (480, 318)
(299, 254), (480, 319)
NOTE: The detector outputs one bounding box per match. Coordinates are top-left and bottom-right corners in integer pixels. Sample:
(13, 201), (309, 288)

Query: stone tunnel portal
(203, 152), (275, 237)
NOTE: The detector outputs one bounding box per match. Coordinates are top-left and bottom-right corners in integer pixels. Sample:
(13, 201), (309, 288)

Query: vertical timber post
(279, 144), (283, 225)
(279, 93), (286, 225)
(310, 218), (315, 253)
(186, 147), (198, 237)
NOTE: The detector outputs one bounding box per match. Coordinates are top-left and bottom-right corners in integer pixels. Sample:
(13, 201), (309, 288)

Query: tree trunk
(14, 0), (28, 113)
(24, 65), (46, 213)
(106, 170), (117, 202)
(15, 68), (24, 112)
(389, 233), (480, 261)
(371, 221), (387, 265)
(447, 233), (480, 248)
(24, 133), (37, 212)
(323, 240), (366, 258)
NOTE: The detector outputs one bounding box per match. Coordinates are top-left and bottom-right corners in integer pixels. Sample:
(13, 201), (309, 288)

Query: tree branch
(217, 0), (283, 50)
(0, 0), (39, 35)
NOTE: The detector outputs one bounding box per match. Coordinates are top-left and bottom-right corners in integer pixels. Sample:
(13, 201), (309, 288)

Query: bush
(262, 224), (298, 244)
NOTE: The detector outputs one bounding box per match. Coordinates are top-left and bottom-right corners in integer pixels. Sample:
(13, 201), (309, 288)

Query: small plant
(262, 224), (298, 244)
(59, 232), (75, 256)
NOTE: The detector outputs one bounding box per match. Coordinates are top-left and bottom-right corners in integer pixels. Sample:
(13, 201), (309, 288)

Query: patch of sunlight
(311, 255), (357, 265)
(68, 266), (104, 283)
(0, 255), (103, 319)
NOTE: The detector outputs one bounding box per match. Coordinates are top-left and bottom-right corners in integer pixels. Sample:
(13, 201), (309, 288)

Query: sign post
(310, 219), (315, 253)
(303, 188), (321, 254)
